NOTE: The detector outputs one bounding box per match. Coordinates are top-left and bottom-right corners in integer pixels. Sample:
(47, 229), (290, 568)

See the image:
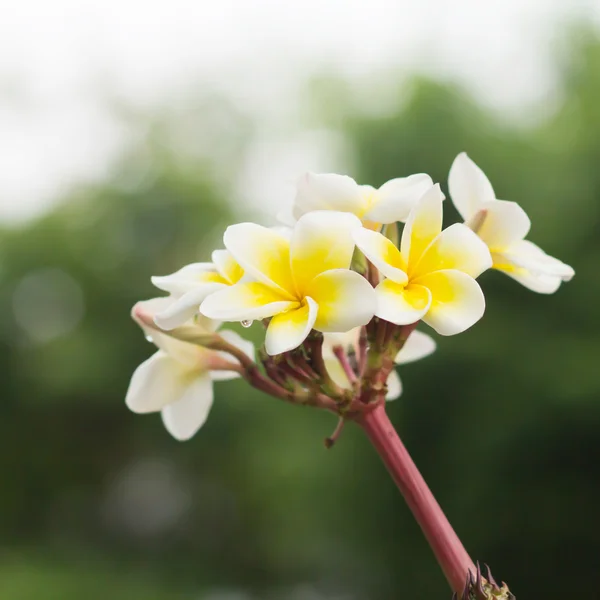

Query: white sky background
(0, 0), (599, 223)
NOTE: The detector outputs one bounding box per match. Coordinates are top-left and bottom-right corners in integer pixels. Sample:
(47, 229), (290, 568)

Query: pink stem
(332, 345), (357, 384)
(358, 404), (476, 595)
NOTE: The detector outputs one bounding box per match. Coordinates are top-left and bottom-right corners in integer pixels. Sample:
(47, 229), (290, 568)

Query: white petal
(469, 200), (531, 250)
(276, 206), (297, 227)
(385, 369), (403, 400)
(448, 152), (496, 220)
(401, 184), (444, 271)
(374, 279), (432, 325)
(201, 282), (297, 321)
(152, 263), (222, 295)
(154, 284), (225, 330)
(211, 249), (244, 285)
(322, 328), (360, 357)
(366, 174), (434, 224)
(306, 269), (376, 332)
(413, 223), (492, 279)
(223, 223), (296, 297)
(352, 228), (408, 284)
(291, 210), (363, 292)
(324, 356), (353, 390)
(293, 172), (366, 220)
(416, 270), (486, 336)
(265, 297), (318, 355)
(492, 240), (574, 294)
(395, 330), (437, 364)
(160, 372), (214, 441)
(126, 351), (193, 414)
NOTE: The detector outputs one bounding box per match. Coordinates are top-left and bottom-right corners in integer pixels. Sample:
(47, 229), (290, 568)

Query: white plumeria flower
(353, 184), (493, 336)
(285, 171), (435, 229)
(201, 211), (377, 356)
(323, 328), (436, 399)
(126, 297), (254, 441)
(151, 249), (244, 330)
(448, 152), (575, 293)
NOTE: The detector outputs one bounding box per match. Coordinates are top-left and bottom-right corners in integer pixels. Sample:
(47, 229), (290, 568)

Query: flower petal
(223, 223), (296, 297)
(401, 184), (444, 271)
(126, 351), (193, 414)
(265, 297), (318, 355)
(448, 152), (496, 220)
(352, 228), (408, 284)
(160, 372), (214, 441)
(416, 269), (485, 336)
(373, 279), (432, 325)
(293, 172), (365, 220)
(154, 284), (225, 330)
(152, 263), (225, 296)
(412, 223), (492, 279)
(492, 240), (574, 293)
(306, 269), (376, 332)
(211, 249), (244, 285)
(324, 355), (353, 390)
(200, 282), (297, 321)
(291, 210), (363, 292)
(395, 330), (437, 364)
(385, 369), (402, 400)
(469, 200), (531, 250)
(365, 174), (434, 224)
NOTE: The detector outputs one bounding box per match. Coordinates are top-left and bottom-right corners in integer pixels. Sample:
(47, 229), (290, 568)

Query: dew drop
(241, 320), (253, 328)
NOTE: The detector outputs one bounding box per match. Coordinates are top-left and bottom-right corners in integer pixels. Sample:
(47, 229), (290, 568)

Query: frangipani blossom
(201, 211), (377, 356)
(126, 297), (254, 441)
(448, 152), (575, 293)
(151, 249), (244, 330)
(287, 171), (435, 228)
(323, 329), (436, 399)
(353, 185), (492, 335)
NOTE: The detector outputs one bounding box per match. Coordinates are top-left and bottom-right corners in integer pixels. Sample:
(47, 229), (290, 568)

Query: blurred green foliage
(1, 35), (600, 600)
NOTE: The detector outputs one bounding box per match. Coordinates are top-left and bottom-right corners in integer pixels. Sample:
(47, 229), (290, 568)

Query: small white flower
(285, 171), (435, 228)
(151, 250), (244, 330)
(322, 329), (436, 399)
(201, 211), (377, 356)
(126, 297), (254, 441)
(353, 185), (492, 336)
(448, 152), (574, 293)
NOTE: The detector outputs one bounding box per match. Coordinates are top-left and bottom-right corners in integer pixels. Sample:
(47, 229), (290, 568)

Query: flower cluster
(126, 153), (574, 440)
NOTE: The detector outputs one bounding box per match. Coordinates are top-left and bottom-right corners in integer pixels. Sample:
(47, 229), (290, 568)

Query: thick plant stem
(358, 404), (476, 595)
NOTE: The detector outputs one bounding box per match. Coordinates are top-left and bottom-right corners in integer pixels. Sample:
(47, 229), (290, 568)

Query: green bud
(453, 565), (515, 600)
(350, 245), (368, 275)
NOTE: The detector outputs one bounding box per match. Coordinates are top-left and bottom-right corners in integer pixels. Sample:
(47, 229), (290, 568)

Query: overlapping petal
(386, 370), (402, 400)
(352, 228), (408, 284)
(401, 184), (444, 270)
(291, 211), (362, 292)
(395, 330), (437, 364)
(448, 152), (496, 220)
(160, 373), (214, 441)
(306, 269), (376, 332)
(293, 172), (365, 220)
(412, 223), (492, 279)
(365, 174), (434, 224)
(211, 249), (244, 284)
(469, 200), (531, 250)
(224, 223), (296, 297)
(265, 297), (318, 355)
(416, 270), (486, 335)
(374, 279), (432, 325)
(152, 263), (226, 295)
(201, 281), (298, 321)
(126, 351), (193, 414)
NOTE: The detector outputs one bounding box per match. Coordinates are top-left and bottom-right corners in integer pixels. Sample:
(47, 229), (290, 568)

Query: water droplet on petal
(241, 320), (253, 328)
(145, 335), (154, 342)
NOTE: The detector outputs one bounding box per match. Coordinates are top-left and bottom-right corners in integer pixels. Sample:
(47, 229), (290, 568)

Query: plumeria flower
(353, 184), (492, 335)
(126, 297), (254, 441)
(323, 329), (436, 399)
(201, 211), (377, 355)
(151, 249), (244, 330)
(448, 152), (575, 293)
(284, 171), (435, 229)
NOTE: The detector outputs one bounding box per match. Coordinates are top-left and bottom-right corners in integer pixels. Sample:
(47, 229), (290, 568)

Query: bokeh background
(1, 2), (599, 599)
